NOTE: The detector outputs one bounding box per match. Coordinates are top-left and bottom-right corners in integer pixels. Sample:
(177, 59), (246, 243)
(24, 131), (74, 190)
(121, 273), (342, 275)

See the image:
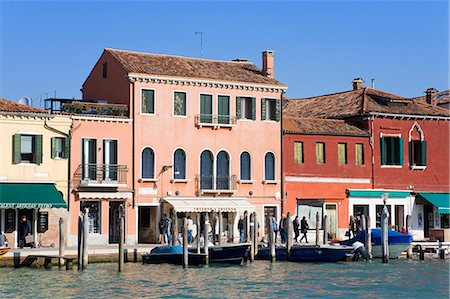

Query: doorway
(395, 205), (405, 231)
(109, 201), (124, 244)
(424, 205), (433, 238)
(264, 206), (277, 238)
(17, 209), (34, 246)
(138, 206), (158, 243)
(325, 204), (337, 239)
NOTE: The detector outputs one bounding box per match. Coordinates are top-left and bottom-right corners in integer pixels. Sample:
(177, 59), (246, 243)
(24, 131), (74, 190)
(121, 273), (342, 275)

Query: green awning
(348, 190), (411, 198)
(0, 183), (66, 209)
(419, 193), (450, 214)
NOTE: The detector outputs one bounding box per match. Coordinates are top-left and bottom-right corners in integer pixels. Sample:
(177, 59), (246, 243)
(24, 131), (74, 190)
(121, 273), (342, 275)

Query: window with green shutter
(356, 143), (364, 165)
(261, 98), (267, 120)
(51, 137), (68, 159)
(294, 142), (304, 164)
(13, 134), (42, 164)
(409, 140), (426, 167)
(381, 136), (403, 166)
(316, 142), (325, 164)
(338, 143), (347, 165)
(236, 97), (242, 119)
(218, 95), (230, 124)
(141, 89), (155, 114)
(200, 94), (213, 123)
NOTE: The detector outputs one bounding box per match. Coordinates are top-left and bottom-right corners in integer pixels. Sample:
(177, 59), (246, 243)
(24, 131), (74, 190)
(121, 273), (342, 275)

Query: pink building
(81, 48), (287, 243)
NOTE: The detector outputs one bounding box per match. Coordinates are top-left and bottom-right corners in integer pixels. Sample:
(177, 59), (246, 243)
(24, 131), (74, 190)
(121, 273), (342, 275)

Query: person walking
(187, 216), (194, 244)
(238, 215), (244, 243)
(19, 215), (32, 248)
(299, 216), (309, 243)
(293, 216), (300, 242)
(279, 214), (286, 243)
(162, 214), (171, 245)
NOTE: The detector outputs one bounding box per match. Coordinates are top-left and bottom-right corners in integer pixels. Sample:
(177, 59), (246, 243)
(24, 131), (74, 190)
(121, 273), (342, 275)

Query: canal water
(0, 259), (448, 298)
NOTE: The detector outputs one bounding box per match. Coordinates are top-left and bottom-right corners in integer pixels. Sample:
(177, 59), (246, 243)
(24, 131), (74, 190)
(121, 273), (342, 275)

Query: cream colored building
(0, 98), (71, 248)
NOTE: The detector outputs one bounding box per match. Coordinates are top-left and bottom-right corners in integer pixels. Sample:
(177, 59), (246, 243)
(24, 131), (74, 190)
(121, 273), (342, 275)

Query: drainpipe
(44, 118), (71, 212)
(131, 80), (136, 209)
(369, 116), (375, 189)
(280, 90), (285, 215)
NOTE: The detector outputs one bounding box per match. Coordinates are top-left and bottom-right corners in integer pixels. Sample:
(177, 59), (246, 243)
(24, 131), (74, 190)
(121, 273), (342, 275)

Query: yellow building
(0, 98), (71, 248)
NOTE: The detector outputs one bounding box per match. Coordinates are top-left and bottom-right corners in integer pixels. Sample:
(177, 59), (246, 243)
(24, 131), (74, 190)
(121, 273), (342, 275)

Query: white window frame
(140, 88), (156, 116)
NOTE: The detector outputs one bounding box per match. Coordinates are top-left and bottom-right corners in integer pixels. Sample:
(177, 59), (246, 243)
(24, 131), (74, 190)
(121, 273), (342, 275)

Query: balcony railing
(195, 114), (237, 128)
(195, 174), (237, 194)
(74, 164), (128, 188)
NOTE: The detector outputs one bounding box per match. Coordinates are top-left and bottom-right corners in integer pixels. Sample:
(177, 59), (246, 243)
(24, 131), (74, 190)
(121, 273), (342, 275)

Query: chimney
(262, 50), (275, 78)
(424, 88), (438, 104)
(352, 78), (364, 90)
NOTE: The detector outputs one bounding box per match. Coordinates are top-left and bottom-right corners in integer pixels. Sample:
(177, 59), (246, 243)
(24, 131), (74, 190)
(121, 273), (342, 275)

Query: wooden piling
(196, 214), (201, 253)
(244, 211), (249, 243)
(204, 212), (209, 264)
(360, 214), (366, 231)
(13, 252), (20, 268)
(82, 210), (89, 269)
(286, 212), (293, 257)
(218, 211), (223, 246)
(134, 248), (138, 263)
(77, 216), (83, 271)
(268, 214), (275, 262)
(249, 213), (255, 261)
(58, 218), (65, 269)
(381, 203), (389, 263)
(183, 217), (188, 268)
(253, 212), (258, 258)
(118, 206), (124, 272)
(406, 215), (412, 259)
(365, 215), (372, 258)
(322, 215), (328, 245)
(315, 212), (320, 245)
(172, 212), (178, 246)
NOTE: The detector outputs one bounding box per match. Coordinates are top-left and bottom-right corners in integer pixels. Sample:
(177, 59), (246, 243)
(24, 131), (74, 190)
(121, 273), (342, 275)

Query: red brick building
(283, 79), (450, 240)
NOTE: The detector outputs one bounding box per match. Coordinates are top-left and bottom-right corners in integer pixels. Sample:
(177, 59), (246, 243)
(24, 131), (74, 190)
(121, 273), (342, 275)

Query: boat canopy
(164, 197), (255, 213)
(418, 192), (450, 214)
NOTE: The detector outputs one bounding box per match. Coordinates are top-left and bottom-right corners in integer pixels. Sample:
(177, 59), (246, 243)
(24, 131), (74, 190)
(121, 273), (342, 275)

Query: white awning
(77, 191), (133, 200)
(164, 197), (255, 213)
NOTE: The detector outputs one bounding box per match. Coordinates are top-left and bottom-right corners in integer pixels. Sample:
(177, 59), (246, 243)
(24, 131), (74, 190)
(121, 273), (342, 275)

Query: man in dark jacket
(300, 216), (309, 243)
(238, 215), (244, 243)
(293, 216), (300, 242)
(19, 215), (32, 248)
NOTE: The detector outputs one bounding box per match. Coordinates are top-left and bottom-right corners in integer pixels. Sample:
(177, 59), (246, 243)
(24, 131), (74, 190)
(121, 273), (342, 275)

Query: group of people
(348, 215), (362, 238)
(158, 214), (198, 245)
(272, 214), (309, 244)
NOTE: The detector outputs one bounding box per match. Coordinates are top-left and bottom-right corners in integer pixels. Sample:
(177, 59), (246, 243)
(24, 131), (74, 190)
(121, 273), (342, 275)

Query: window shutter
(35, 135), (43, 165)
(421, 141), (427, 166)
(408, 141), (413, 166)
(64, 137), (70, 159)
(13, 134), (21, 164)
(251, 97), (256, 120)
(380, 137), (386, 165)
(399, 137), (404, 166)
(236, 97), (242, 119)
(275, 99), (281, 122)
(51, 137), (56, 159)
(261, 98), (266, 120)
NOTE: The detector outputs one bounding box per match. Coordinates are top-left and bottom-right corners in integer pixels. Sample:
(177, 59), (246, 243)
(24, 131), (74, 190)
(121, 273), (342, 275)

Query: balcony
(195, 174), (237, 195)
(74, 164), (128, 188)
(45, 98), (129, 117)
(195, 114), (236, 129)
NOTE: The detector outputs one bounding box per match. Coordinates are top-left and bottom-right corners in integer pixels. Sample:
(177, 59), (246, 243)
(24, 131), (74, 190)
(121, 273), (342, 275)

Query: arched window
(408, 123), (426, 167)
(216, 151), (230, 189)
(200, 150), (213, 189)
(264, 152), (275, 181)
(240, 152), (251, 180)
(142, 148), (155, 179)
(173, 149), (186, 179)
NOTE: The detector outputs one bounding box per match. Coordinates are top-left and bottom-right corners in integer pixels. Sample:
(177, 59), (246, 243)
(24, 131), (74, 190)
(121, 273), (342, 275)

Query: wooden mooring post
(172, 212), (178, 246)
(59, 218), (65, 269)
(244, 211), (249, 243)
(268, 214), (275, 262)
(204, 212), (209, 265)
(322, 215), (328, 245)
(252, 211), (258, 259)
(381, 194), (389, 263)
(77, 215), (83, 271)
(196, 213), (201, 253)
(406, 215), (412, 259)
(183, 217), (188, 268)
(286, 212), (293, 257)
(365, 215), (372, 258)
(83, 209), (89, 270)
(360, 214), (366, 231)
(315, 212), (320, 245)
(218, 211), (223, 246)
(118, 204), (125, 272)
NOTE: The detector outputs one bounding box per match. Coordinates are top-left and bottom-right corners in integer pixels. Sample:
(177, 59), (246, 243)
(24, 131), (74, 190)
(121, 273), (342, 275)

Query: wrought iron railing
(195, 114), (237, 127)
(74, 164), (128, 187)
(61, 101), (129, 117)
(195, 174), (237, 192)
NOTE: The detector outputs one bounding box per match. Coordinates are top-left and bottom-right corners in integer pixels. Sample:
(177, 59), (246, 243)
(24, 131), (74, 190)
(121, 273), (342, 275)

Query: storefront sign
(0, 203), (53, 209)
(37, 211), (49, 233)
(5, 209), (15, 233)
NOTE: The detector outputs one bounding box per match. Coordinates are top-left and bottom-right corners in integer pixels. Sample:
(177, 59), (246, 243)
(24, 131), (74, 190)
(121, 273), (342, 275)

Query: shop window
(80, 201), (101, 234)
(297, 202), (322, 229)
(376, 205), (392, 228)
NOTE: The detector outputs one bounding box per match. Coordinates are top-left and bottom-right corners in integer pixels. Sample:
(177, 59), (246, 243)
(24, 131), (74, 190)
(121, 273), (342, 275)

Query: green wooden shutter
(51, 137), (56, 159)
(380, 137), (386, 165)
(13, 134), (21, 164)
(408, 141), (413, 166)
(35, 135), (43, 165)
(421, 141), (427, 166)
(251, 97), (256, 120)
(399, 137), (404, 166)
(236, 97), (242, 119)
(64, 137), (70, 159)
(261, 98), (266, 120)
(275, 99), (281, 122)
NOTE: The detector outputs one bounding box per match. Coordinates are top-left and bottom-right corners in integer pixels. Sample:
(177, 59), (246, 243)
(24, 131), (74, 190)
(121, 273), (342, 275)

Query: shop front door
(109, 201), (124, 244)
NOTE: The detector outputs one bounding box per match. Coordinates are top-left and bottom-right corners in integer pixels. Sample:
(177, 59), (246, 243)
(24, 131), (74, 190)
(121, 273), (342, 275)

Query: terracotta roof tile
(0, 98), (47, 113)
(284, 117), (369, 137)
(105, 48), (286, 87)
(284, 88), (450, 118)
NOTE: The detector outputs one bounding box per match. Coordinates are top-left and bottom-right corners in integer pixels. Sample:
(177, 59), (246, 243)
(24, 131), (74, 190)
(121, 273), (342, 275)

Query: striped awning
(164, 197), (254, 213)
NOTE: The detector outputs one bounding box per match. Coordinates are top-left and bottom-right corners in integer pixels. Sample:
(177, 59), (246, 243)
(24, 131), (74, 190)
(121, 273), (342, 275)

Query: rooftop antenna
(195, 32), (205, 58)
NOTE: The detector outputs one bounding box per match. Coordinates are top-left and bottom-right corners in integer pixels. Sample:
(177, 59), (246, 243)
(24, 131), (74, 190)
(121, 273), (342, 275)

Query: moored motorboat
(142, 246), (207, 265)
(0, 246), (9, 259)
(208, 243), (251, 264)
(256, 243), (354, 262)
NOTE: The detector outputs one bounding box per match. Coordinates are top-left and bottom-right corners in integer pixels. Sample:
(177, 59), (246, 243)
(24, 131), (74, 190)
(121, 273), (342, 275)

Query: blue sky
(0, 1), (448, 106)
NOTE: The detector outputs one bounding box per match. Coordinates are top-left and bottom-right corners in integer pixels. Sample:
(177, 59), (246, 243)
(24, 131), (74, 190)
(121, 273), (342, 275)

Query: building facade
(0, 98), (70, 248)
(81, 48), (287, 243)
